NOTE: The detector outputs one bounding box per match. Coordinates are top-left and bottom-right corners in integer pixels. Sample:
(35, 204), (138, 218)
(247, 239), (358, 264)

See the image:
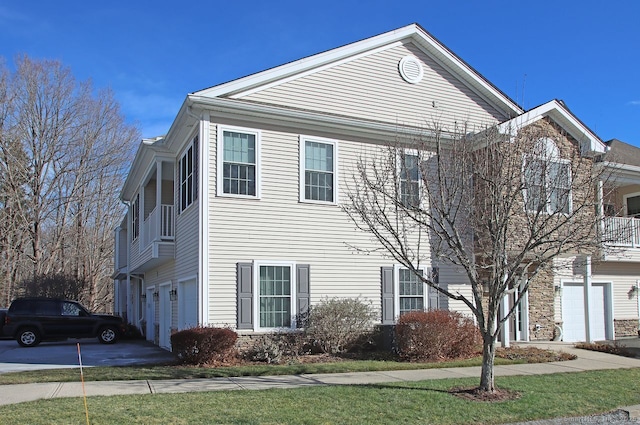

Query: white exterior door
(146, 287), (155, 342)
(159, 284), (171, 349)
(562, 283), (610, 342)
(179, 279), (198, 330)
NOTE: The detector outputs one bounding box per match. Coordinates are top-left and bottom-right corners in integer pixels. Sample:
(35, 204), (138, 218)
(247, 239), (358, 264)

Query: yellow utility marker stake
(77, 343), (90, 425)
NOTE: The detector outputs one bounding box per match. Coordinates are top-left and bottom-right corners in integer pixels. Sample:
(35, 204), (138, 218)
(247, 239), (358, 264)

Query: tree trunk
(479, 335), (496, 392)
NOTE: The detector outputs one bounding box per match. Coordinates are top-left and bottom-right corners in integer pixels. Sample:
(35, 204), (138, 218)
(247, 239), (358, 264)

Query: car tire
(98, 326), (118, 344)
(17, 327), (41, 347)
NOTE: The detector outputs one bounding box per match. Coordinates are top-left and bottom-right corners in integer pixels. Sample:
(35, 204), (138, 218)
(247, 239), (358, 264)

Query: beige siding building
(113, 24), (640, 350)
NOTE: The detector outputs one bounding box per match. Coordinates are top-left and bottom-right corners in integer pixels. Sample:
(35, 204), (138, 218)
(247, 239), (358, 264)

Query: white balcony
(603, 216), (640, 248)
(142, 204), (175, 247)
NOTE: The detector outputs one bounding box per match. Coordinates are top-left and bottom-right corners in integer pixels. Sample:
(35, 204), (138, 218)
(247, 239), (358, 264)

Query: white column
(156, 161), (162, 242)
(583, 255), (593, 342)
(501, 293), (510, 348)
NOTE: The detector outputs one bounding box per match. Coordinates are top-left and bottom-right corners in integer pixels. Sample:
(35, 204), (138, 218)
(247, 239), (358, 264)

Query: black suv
(3, 298), (126, 347)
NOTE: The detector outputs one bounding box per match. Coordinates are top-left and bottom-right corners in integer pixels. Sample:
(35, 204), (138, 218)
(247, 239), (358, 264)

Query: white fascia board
(120, 139), (174, 202)
(189, 95), (445, 144)
(408, 29), (522, 117)
(195, 24), (522, 117)
(498, 100), (606, 154)
(602, 161), (640, 184)
(196, 25), (419, 98)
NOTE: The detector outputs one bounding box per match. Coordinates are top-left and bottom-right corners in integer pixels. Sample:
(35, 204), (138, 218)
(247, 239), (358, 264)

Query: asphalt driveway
(0, 338), (176, 373)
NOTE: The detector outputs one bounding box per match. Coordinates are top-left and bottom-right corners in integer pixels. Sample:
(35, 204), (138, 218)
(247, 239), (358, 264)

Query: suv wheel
(17, 328), (41, 347)
(98, 326), (118, 344)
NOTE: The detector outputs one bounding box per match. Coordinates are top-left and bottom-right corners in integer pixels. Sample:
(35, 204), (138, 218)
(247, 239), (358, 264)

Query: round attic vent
(399, 55), (423, 84)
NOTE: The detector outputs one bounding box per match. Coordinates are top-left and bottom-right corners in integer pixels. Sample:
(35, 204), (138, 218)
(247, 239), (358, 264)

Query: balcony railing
(142, 204), (175, 247)
(603, 216), (640, 248)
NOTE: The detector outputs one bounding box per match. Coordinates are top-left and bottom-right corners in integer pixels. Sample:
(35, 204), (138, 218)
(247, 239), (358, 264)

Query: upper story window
(131, 194), (140, 241)
(399, 151), (421, 208)
(624, 193), (640, 218)
(524, 138), (571, 214)
(179, 135), (199, 212)
(218, 126), (260, 198)
(300, 137), (337, 203)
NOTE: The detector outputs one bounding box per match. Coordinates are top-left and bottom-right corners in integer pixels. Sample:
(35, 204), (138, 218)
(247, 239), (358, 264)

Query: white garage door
(562, 283), (608, 342)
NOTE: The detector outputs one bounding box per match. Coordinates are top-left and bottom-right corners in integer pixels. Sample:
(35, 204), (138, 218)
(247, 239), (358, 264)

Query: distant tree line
(0, 55), (139, 311)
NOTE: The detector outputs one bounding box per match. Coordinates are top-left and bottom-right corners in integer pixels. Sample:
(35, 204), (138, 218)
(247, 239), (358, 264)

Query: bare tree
(344, 119), (611, 393)
(0, 55), (138, 309)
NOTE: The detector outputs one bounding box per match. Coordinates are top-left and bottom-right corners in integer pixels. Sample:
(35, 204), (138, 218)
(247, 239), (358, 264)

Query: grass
(0, 369), (638, 424)
(0, 347), (574, 385)
(0, 357), (496, 384)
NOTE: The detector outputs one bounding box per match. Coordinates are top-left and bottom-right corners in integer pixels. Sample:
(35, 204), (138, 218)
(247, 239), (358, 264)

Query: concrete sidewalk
(1, 342), (640, 420)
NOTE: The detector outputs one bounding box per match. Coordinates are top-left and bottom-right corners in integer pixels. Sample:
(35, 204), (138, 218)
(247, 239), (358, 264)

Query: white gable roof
(498, 100), (606, 154)
(194, 24), (523, 118)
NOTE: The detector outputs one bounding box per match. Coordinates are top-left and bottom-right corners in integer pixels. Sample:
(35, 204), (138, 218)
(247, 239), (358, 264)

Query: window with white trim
(398, 268), (424, 315)
(259, 264), (292, 328)
(301, 137), (337, 203)
(219, 127), (259, 197)
(624, 193), (640, 218)
(399, 152), (420, 208)
(524, 138), (571, 214)
(179, 135), (198, 212)
(237, 262), (309, 331)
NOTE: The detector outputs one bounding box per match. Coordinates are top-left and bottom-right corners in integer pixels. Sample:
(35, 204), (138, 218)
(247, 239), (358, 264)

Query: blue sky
(2, 1), (639, 146)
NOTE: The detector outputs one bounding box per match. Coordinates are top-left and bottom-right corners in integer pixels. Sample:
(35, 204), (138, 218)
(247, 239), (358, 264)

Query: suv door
(60, 301), (95, 337)
(37, 300), (66, 337)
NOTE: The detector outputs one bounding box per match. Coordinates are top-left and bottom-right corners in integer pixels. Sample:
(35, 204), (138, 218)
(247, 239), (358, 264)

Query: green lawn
(0, 369), (639, 424)
(0, 357), (523, 385)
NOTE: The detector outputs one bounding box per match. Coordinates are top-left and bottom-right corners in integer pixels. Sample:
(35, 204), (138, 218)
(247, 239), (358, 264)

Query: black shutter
(193, 135), (199, 202)
(296, 264), (310, 327)
(237, 263), (253, 329)
(381, 267), (394, 325)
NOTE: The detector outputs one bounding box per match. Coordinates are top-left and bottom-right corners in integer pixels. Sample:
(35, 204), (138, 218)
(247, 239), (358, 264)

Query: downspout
(636, 280), (640, 335)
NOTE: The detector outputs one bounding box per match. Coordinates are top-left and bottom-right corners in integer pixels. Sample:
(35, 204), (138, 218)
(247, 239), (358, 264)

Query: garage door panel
(562, 283), (608, 342)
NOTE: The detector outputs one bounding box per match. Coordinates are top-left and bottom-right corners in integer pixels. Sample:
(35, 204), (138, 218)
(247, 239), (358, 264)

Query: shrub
(304, 297), (376, 354)
(170, 327), (238, 365)
(247, 333), (309, 364)
(395, 310), (481, 362)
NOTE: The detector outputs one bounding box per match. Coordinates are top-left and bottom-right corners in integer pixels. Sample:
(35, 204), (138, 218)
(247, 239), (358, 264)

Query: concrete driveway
(0, 338), (176, 374)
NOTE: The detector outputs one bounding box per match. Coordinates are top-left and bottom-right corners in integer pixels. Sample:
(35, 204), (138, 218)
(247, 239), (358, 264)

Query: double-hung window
(398, 268), (424, 315)
(399, 152), (420, 208)
(258, 264), (292, 328)
(300, 137), (337, 203)
(179, 135), (198, 212)
(524, 138), (571, 214)
(219, 126), (259, 197)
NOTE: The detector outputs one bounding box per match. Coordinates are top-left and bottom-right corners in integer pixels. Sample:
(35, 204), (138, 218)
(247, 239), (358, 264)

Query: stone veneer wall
(527, 267), (556, 340)
(614, 319), (639, 337)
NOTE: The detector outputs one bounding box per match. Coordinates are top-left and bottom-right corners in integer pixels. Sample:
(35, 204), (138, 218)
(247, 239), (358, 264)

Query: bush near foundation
(170, 327), (238, 365)
(304, 297), (377, 354)
(395, 310), (481, 361)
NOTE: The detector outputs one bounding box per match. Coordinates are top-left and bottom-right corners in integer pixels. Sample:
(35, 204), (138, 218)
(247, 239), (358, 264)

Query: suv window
(37, 300), (59, 316)
(62, 301), (83, 316)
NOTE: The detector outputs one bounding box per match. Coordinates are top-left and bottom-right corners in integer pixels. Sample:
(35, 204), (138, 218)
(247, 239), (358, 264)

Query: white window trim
(623, 191), (640, 217)
(253, 260), (297, 332)
(217, 124), (261, 199)
(393, 264), (426, 319)
(178, 134), (198, 213)
(299, 135), (339, 205)
(397, 148), (423, 208)
(523, 139), (573, 215)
